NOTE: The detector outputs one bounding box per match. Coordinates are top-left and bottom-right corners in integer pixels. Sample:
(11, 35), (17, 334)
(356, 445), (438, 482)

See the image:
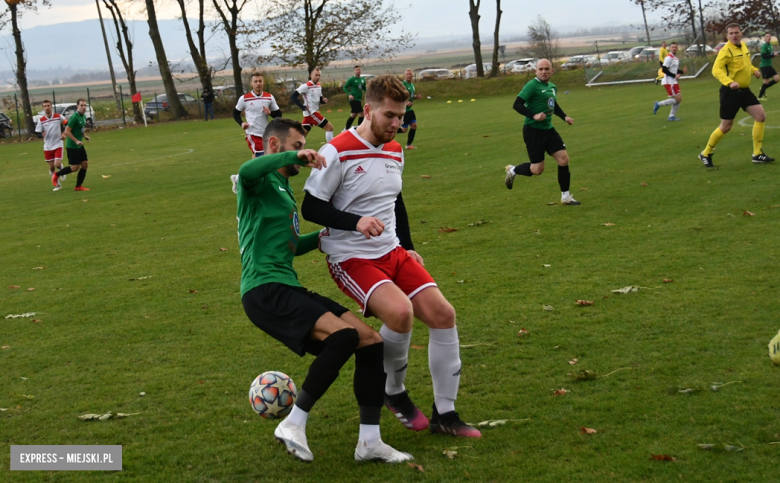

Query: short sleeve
(518, 81), (534, 99)
(296, 84), (308, 95)
(663, 56), (673, 68)
(303, 144), (342, 201)
(269, 95), (280, 111)
(235, 95), (245, 111)
(35, 119), (43, 133)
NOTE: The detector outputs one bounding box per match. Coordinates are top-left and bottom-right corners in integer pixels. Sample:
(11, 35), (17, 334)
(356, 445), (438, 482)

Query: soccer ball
(769, 330), (780, 365)
(249, 371), (298, 419)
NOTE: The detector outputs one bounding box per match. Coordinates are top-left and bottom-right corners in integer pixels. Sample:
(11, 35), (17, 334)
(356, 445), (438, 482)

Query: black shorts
(349, 100), (363, 114)
(719, 86), (760, 120)
(242, 283), (349, 356)
(522, 125), (566, 164)
(402, 110), (416, 127)
(761, 66), (778, 79)
(67, 146), (88, 165)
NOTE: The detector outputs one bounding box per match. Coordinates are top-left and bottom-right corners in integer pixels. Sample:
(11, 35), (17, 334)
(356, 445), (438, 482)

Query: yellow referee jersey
(712, 41), (758, 88)
(659, 47), (669, 61)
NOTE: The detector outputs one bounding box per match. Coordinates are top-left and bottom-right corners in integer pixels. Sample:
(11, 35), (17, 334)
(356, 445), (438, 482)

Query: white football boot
(561, 193), (581, 206)
(504, 165), (516, 190)
(355, 439), (414, 463)
(274, 419), (314, 462)
(230, 174), (239, 195)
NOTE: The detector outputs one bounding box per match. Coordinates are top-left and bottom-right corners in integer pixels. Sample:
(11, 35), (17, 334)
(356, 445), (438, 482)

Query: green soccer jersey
(236, 150), (320, 297)
(65, 111), (86, 149)
(343, 76), (366, 101)
(761, 42), (775, 68)
(518, 78), (558, 130)
(403, 80), (416, 112)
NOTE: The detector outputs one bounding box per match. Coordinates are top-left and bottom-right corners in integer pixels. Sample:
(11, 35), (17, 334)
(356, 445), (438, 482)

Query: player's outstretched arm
(295, 232), (320, 256)
(238, 151), (301, 190)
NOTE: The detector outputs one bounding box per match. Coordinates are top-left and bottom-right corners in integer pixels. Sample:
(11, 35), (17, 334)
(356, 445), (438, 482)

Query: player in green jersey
(758, 33), (779, 100)
(398, 69), (422, 150)
(237, 118), (413, 464)
(503, 59), (580, 205)
(52, 99), (91, 191)
(343, 65), (366, 130)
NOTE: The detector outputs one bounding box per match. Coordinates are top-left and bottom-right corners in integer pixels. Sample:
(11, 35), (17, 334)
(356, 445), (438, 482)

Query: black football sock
(345, 116), (355, 129)
(407, 128), (416, 146)
(354, 342), (385, 425)
(56, 166), (73, 176)
(760, 84), (768, 98)
(514, 163), (533, 177)
(558, 164), (571, 192)
(767, 80), (778, 93)
(296, 328), (359, 412)
(357, 116), (364, 126)
(76, 168), (87, 187)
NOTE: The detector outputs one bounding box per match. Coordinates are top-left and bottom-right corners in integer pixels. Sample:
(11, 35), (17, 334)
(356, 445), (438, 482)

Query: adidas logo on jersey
(354, 166), (366, 175)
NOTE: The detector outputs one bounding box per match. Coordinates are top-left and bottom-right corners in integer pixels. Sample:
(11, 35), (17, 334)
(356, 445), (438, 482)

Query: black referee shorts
(242, 283), (349, 356)
(349, 100), (363, 114)
(719, 86), (760, 120)
(761, 66), (778, 79)
(67, 146), (88, 165)
(522, 125), (566, 164)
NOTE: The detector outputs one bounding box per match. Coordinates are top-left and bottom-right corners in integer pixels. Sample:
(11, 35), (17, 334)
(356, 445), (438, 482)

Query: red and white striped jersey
(296, 81), (323, 116)
(35, 113), (66, 151)
(662, 53), (680, 86)
(303, 128), (404, 263)
(235, 91), (280, 137)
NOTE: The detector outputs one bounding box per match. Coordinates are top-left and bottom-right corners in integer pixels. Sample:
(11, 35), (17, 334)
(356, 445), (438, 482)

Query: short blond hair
(366, 74), (408, 105)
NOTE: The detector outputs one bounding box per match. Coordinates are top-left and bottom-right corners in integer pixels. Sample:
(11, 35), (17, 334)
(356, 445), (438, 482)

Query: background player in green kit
(343, 65), (366, 130)
(758, 33), (779, 100)
(504, 59), (580, 205)
(52, 99), (91, 192)
(236, 118), (413, 464)
(398, 69), (422, 150)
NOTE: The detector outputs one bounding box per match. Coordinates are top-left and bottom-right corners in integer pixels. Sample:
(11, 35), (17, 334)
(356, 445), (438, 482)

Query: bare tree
(103, 0), (143, 123)
(490, 0), (502, 77)
(247, 0), (415, 76)
(468, 0), (484, 77)
(527, 16), (559, 64)
(144, 0), (188, 119)
(2, 0), (51, 135)
(212, 0), (249, 102)
(175, 0), (213, 93)
(708, 0), (780, 39)
(632, 0), (654, 44)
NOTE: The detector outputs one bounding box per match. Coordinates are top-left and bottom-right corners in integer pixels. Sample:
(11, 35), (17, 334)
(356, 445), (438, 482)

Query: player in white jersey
(234, 72), (281, 157)
(291, 68), (334, 143)
(35, 99), (67, 191)
(301, 74), (481, 439)
(652, 42), (688, 121)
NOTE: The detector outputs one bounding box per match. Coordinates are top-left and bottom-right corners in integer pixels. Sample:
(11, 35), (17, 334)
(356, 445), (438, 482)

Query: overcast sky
(19, 0), (664, 37)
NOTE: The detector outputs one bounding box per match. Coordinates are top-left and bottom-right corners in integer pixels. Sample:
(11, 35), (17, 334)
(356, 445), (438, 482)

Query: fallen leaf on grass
(602, 223), (616, 226)
(11, 394), (34, 399)
(547, 202), (556, 205)
(553, 389), (569, 396)
(612, 286), (639, 294)
(443, 450), (458, 459)
(31, 319), (41, 323)
(483, 135), (490, 138)
(663, 278), (674, 283)
(8, 286), (20, 289)
(743, 210), (755, 216)
(467, 220), (490, 227)
(102, 175), (111, 179)
(456, 280), (464, 284)
(189, 290), (199, 293)
(219, 248), (228, 251)
(473, 418), (529, 427)
(82, 199), (89, 202)
(576, 300), (593, 306)
(517, 328), (530, 337)
(2, 346), (10, 349)
(79, 412), (141, 421)
(438, 227), (457, 233)
(31, 266), (44, 270)
(568, 358), (578, 365)
(0, 408), (7, 411)
(543, 305), (554, 311)
(543, 264), (551, 268)
(650, 454), (676, 461)
(407, 462), (424, 472)
(421, 175), (431, 179)
(5, 313), (37, 319)
(580, 427), (597, 435)
(27, 288), (35, 291)
(411, 345), (425, 350)
(569, 370), (598, 381)
(129, 276), (152, 281)
(580, 187), (587, 191)
(197, 380), (205, 384)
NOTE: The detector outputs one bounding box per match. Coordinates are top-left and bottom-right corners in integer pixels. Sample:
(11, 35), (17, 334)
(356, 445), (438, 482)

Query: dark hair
(42, 99), (52, 105)
(354, 65), (361, 69)
(365, 74), (408, 105)
(670, 42), (678, 46)
(251, 72), (264, 79)
(76, 98), (87, 105)
(726, 23), (741, 31)
(263, 118), (306, 143)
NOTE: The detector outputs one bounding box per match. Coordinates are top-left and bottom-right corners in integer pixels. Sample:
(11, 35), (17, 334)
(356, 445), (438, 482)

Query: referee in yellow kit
(699, 23), (774, 167)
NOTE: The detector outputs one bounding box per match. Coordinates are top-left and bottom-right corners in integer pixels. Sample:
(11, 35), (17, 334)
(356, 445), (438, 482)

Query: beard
(282, 164), (300, 177)
(369, 118), (397, 144)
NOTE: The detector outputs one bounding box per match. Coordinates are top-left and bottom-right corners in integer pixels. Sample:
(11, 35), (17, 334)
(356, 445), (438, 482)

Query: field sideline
(2, 75), (780, 482)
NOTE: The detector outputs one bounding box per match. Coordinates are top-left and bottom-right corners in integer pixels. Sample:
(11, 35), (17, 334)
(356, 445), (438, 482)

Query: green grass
(2, 74), (780, 482)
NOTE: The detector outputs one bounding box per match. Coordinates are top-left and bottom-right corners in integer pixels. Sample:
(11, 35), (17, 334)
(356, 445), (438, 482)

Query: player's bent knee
(360, 329), (383, 347)
(428, 302), (456, 329)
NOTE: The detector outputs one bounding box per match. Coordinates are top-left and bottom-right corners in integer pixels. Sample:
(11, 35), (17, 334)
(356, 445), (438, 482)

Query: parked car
(503, 58), (538, 74)
(628, 45), (652, 58)
(636, 47), (660, 61)
(213, 85), (237, 98)
(561, 55), (598, 70)
(601, 51), (631, 65)
(416, 69), (454, 80)
(0, 112), (13, 138)
(714, 42), (727, 52)
(685, 44), (715, 54)
(144, 93), (200, 117)
(462, 63), (493, 78)
(32, 103), (96, 128)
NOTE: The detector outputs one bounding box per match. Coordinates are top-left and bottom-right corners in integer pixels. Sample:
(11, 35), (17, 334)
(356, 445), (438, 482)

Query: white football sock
(287, 404), (309, 427)
(658, 98), (676, 106)
(358, 424), (381, 444)
(325, 131), (334, 142)
(670, 102), (680, 117)
(429, 327), (460, 414)
(561, 190), (570, 198)
(380, 325), (411, 396)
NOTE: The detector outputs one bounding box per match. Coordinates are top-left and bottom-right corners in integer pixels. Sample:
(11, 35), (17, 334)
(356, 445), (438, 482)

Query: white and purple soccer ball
(249, 371), (298, 419)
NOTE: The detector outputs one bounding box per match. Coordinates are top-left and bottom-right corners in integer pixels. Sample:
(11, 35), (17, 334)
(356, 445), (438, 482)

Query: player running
(758, 33), (779, 100)
(237, 118), (413, 464)
(504, 59), (580, 205)
(398, 69), (422, 150)
(290, 68), (334, 142)
(342, 65), (366, 131)
(52, 99), (91, 192)
(653, 42), (688, 121)
(301, 74), (481, 439)
(699, 23), (774, 167)
(234, 73), (282, 158)
(35, 99), (67, 191)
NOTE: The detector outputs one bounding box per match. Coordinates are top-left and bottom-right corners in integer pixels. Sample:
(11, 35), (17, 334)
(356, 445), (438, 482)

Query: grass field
(2, 73), (780, 482)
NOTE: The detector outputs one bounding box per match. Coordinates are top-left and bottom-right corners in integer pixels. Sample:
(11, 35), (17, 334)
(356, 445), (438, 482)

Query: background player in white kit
(301, 74), (481, 438)
(653, 42), (687, 121)
(231, 72), (282, 193)
(290, 68), (334, 142)
(35, 99), (67, 190)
